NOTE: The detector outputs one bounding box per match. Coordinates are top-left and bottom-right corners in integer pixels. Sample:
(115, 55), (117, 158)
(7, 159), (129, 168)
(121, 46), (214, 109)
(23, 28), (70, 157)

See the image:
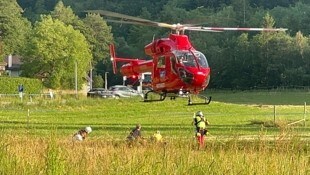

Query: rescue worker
(127, 124), (143, 142)
(151, 130), (163, 143)
(73, 126), (92, 141)
(192, 111), (209, 147)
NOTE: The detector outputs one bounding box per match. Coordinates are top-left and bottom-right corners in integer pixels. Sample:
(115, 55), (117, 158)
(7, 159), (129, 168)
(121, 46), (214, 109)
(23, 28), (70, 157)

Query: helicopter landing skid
(188, 94), (212, 105)
(143, 90), (166, 102)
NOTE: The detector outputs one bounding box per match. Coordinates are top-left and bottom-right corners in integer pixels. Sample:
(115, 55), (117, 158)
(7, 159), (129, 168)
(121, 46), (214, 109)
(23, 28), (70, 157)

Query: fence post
(274, 105), (276, 126)
(304, 102), (307, 127)
(27, 109), (30, 129)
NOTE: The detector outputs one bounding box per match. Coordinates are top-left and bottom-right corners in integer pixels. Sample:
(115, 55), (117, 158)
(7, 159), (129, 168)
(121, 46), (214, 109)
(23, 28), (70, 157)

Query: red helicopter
(90, 10), (287, 105)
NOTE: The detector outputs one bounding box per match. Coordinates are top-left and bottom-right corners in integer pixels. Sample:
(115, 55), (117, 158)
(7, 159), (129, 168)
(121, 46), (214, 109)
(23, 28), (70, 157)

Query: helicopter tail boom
(109, 44), (153, 76)
(110, 44), (141, 74)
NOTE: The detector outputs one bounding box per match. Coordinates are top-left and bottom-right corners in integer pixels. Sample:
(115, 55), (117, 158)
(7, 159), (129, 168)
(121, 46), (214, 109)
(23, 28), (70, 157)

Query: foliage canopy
(21, 15), (92, 89)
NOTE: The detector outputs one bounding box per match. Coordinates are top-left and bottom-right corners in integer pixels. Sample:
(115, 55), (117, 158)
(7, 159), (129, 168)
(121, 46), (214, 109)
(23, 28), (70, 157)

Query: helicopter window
(170, 56), (177, 74)
(194, 51), (209, 68)
(157, 56), (165, 68)
(185, 55), (197, 67)
(176, 54), (197, 67)
(175, 51), (209, 68)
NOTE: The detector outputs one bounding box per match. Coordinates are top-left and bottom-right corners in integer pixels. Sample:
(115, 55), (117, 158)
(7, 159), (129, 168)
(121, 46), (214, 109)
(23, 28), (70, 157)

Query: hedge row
(0, 77), (43, 94)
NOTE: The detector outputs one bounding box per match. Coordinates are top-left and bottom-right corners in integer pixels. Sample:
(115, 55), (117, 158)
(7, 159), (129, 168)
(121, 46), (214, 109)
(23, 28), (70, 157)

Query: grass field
(207, 89), (310, 105)
(0, 90), (309, 174)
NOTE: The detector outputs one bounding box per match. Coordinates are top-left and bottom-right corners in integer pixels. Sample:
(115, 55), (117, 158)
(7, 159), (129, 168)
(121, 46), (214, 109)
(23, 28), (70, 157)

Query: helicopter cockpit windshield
(175, 50), (209, 68)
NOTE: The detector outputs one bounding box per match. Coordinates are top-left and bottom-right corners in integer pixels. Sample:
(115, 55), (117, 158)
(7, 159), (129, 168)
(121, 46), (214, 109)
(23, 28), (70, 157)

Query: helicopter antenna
(152, 34), (155, 42)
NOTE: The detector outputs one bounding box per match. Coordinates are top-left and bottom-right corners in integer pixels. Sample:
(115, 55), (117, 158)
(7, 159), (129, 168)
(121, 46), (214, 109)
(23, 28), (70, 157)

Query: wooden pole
(273, 105), (276, 126)
(75, 61), (78, 98)
(304, 102), (306, 127)
(27, 109), (30, 129)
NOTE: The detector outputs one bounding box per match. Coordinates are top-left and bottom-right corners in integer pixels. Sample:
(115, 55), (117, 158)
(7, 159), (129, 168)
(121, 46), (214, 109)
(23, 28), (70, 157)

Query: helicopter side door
(158, 55), (166, 81)
(153, 55), (167, 89)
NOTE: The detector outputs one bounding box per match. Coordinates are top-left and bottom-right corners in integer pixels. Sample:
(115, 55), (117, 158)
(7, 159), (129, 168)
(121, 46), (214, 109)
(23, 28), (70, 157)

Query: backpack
(194, 116), (204, 126)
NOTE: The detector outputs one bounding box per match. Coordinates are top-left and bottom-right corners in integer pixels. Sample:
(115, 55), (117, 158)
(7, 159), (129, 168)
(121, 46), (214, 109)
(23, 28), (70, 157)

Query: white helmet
(196, 111), (203, 116)
(73, 134), (83, 141)
(85, 126), (92, 133)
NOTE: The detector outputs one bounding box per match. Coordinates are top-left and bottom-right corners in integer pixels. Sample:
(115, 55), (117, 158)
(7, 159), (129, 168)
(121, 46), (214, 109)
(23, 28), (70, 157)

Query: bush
(92, 75), (104, 88)
(0, 77), (43, 94)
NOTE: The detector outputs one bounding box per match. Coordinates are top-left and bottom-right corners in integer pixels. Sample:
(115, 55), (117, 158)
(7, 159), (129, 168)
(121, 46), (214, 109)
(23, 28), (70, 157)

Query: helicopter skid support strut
(143, 90), (166, 102)
(188, 94), (212, 105)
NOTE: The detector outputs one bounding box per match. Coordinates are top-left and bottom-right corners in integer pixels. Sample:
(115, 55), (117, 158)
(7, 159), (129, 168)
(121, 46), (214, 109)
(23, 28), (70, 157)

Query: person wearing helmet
(73, 126), (92, 141)
(151, 130), (163, 143)
(192, 111), (209, 148)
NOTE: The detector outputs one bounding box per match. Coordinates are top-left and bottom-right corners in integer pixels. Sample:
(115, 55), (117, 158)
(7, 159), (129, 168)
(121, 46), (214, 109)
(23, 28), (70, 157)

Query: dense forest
(1, 0), (310, 89)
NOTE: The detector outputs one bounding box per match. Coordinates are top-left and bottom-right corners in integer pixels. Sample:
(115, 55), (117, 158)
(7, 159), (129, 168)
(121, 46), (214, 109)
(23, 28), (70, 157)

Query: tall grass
(0, 134), (309, 174)
(45, 134), (66, 175)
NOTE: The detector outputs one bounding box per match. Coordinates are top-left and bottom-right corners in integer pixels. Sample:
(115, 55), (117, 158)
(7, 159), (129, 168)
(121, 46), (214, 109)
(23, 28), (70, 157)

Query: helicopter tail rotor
(109, 44), (118, 74)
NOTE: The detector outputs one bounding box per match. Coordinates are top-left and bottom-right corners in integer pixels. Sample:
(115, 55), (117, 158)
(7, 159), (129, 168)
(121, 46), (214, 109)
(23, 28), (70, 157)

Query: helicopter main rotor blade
(86, 10), (152, 23)
(86, 10), (287, 33)
(105, 19), (158, 27)
(187, 27), (287, 32)
(184, 27), (222, 32)
(87, 10), (177, 29)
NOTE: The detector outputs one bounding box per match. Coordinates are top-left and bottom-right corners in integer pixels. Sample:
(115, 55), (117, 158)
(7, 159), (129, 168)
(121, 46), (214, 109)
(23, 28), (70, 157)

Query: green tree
(251, 13), (293, 88)
(51, 1), (80, 25)
(249, 0), (298, 9)
(271, 2), (310, 37)
(231, 33), (252, 88)
(17, 0), (59, 23)
(82, 13), (114, 88)
(0, 0), (31, 56)
(83, 13), (113, 64)
(51, 1), (86, 35)
(22, 15), (92, 89)
(92, 75), (103, 88)
(127, 7), (157, 57)
(51, 1), (114, 83)
(160, 0), (189, 24)
(284, 31), (310, 86)
(262, 12), (275, 28)
(231, 0), (252, 26)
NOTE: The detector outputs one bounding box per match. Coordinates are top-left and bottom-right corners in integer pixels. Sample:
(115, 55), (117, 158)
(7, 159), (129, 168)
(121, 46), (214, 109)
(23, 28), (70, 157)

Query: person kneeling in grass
(151, 130), (163, 143)
(126, 124), (146, 146)
(127, 124), (142, 141)
(73, 126), (92, 141)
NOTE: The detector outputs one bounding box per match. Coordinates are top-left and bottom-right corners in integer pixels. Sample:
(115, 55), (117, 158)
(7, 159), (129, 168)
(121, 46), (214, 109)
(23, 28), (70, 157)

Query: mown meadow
(0, 90), (309, 174)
